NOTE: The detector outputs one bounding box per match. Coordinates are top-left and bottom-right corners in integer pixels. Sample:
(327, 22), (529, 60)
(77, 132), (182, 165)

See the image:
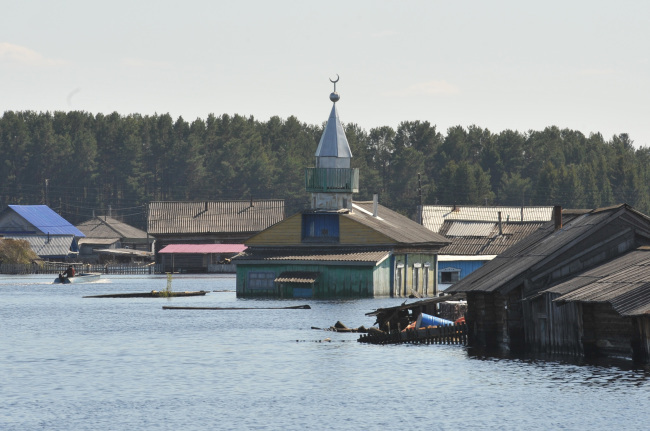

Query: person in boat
(59, 265), (75, 282)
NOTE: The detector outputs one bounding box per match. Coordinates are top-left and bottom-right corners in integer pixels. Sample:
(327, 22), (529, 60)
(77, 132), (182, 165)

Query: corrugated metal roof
(159, 244), (246, 254)
(96, 248), (153, 257)
(349, 202), (449, 246)
(421, 205), (553, 233)
(549, 248), (650, 316)
(78, 238), (120, 246)
(76, 216), (148, 239)
(148, 200), (284, 235)
(234, 248), (390, 265)
(446, 206), (635, 294)
(275, 271), (319, 283)
(439, 220), (546, 256)
(446, 221), (495, 237)
(3, 234), (75, 258)
(5, 205), (85, 237)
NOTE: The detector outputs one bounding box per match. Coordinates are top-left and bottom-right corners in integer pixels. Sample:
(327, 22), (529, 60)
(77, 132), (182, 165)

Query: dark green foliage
(1, 110), (650, 229)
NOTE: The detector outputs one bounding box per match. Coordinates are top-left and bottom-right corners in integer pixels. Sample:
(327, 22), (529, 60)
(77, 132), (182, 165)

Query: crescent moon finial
(329, 74), (340, 103)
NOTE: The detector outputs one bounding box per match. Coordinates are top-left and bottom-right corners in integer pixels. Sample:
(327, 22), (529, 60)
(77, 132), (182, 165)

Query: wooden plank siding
(524, 293), (584, 356)
(393, 253), (438, 297)
(244, 212), (303, 246)
(339, 217), (395, 245)
(236, 259), (391, 298)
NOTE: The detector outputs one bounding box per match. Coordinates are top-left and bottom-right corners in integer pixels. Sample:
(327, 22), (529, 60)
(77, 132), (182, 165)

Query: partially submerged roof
(3, 234), (76, 258)
(234, 248), (390, 266)
(421, 205), (553, 233)
(3, 205), (85, 237)
(76, 216), (149, 240)
(548, 247), (650, 317)
(275, 271), (319, 283)
(349, 201), (449, 246)
(446, 205), (650, 295)
(159, 244), (246, 254)
(148, 200), (284, 235)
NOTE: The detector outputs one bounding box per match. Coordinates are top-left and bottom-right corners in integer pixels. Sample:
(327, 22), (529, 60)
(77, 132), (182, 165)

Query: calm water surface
(1, 274), (649, 430)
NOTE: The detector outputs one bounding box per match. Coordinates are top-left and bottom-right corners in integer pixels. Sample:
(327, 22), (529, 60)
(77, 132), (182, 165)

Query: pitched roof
(438, 220), (546, 255)
(315, 103), (352, 159)
(548, 247), (650, 317)
(159, 244), (246, 254)
(76, 216), (148, 239)
(3, 234), (76, 258)
(4, 205), (85, 237)
(445, 205), (650, 295)
(147, 200), (284, 235)
(233, 248), (390, 265)
(348, 202), (449, 246)
(421, 205), (553, 233)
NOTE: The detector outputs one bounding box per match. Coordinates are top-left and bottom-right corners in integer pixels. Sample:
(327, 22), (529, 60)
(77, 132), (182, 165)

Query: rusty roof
(233, 248), (390, 265)
(148, 200), (284, 235)
(350, 202), (449, 246)
(548, 247), (650, 316)
(445, 205), (650, 295)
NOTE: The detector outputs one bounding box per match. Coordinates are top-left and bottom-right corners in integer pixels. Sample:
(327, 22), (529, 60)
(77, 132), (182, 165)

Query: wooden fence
(0, 262), (163, 275)
(357, 323), (468, 345)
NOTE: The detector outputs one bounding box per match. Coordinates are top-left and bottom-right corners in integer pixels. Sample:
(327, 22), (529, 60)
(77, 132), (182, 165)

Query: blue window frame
(301, 214), (339, 243)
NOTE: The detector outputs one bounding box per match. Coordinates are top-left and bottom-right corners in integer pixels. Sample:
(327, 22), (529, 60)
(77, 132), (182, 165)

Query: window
(439, 267), (461, 284)
(302, 214), (339, 242)
(413, 264), (421, 292)
(423, 263), (430, 294)
(248, 272), (276, 290)
(395, 263), (404, 295)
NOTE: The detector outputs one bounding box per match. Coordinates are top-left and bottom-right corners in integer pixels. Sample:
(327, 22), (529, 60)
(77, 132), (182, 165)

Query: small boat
(53, 273), (101, 284)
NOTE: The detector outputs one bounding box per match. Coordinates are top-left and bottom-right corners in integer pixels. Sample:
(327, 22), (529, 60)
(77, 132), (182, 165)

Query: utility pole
(417, 173), (423, 224)
(44, 179), (49, 206)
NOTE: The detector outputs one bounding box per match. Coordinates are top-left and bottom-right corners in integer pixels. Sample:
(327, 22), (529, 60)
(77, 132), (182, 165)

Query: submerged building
(233, 78), (449, 298)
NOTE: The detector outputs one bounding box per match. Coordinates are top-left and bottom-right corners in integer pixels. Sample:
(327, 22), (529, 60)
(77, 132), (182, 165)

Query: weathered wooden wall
(524, 293), (583, 356)
(236, 262), (389, 298)
(582, 303), (634, 358)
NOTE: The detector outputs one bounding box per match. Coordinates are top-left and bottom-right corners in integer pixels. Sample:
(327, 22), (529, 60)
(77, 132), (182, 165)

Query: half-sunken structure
(233, 77), (449, 298)
(445, 204), (650, 363)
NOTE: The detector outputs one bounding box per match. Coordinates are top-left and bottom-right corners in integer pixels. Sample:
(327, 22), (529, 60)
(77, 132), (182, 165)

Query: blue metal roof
(7, 205), (85, 237)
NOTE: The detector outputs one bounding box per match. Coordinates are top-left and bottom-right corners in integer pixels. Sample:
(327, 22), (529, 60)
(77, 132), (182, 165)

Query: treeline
(1, 110), (649, 229)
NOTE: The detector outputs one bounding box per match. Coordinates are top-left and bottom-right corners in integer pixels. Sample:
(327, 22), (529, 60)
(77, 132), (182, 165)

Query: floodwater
(1, 274), (649, 431)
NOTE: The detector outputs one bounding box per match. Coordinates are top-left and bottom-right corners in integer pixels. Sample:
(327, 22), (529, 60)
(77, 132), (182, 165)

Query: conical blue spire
(314, 76), (352, 169)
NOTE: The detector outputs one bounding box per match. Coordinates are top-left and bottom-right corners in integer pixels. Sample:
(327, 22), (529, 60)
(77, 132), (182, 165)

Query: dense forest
(1, 110), (649, 230)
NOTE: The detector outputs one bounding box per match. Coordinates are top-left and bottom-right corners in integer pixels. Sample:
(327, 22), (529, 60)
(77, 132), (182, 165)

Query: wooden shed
(445, 204), (650, 363)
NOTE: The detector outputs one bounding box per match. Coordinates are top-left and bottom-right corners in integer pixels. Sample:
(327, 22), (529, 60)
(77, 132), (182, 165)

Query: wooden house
(233, 80), (449, 298)
(147, 199), (284, 271)
(445, 204), (650, 363)
(420, 205), (553, 291)
(76, 216), (154, 263)
(0, 205), (85, 260)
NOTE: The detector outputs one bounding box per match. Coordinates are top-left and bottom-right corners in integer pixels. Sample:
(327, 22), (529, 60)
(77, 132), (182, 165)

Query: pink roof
(159, 244), (246, 254)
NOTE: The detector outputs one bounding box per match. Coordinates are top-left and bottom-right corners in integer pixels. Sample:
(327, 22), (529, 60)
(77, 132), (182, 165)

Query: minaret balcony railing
(305, 167), (359, 193)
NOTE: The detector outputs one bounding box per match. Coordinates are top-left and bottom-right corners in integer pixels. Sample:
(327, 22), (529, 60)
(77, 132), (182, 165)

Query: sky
(2, 0), (649, 147)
